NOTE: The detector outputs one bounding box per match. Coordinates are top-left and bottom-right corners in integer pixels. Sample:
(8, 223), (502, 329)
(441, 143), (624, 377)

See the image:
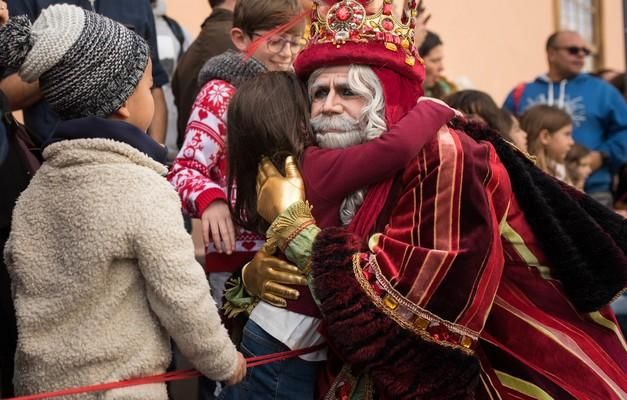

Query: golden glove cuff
(266, 200), (316, 252)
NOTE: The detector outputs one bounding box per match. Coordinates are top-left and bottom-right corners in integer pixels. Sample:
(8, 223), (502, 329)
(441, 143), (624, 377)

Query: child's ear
(539, 128), (551, 145)
(231, 27), (251, 52)
(111, 102), (131, 120)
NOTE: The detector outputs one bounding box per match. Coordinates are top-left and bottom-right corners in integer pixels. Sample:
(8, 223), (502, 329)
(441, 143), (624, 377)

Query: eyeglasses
(553, 46), (592, 56)
(251, 32), (306, 55)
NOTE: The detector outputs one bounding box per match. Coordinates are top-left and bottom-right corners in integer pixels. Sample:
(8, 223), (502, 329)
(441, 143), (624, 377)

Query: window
(555, 0), (603, 70)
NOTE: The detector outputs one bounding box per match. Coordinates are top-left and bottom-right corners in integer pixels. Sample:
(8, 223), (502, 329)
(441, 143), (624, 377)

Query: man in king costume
(247, 0), (627, 399)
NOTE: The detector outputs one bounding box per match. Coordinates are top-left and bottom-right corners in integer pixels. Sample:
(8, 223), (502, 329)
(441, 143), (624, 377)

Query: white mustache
(310, 114), (360, 134)
(311, 115), (364, 149)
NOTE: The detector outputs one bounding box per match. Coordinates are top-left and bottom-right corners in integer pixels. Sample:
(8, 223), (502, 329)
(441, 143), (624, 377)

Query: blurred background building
(164, 0), (626, 103)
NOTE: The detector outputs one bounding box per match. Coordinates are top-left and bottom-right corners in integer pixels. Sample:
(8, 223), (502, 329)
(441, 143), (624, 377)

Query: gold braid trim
(266, 201), (315, 251)
(352, 254), (477, 355)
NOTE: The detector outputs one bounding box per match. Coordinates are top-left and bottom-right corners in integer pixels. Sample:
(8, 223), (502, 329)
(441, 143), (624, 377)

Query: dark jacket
(171, 8), (234, 146)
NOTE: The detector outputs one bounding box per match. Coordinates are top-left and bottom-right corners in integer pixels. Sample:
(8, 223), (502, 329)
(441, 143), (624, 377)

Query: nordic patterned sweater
(168, 78), (264, 273)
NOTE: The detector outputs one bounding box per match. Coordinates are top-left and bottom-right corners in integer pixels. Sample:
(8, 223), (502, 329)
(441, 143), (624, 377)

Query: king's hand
(242, 246), (307, 308)
(256, 156), (305, 223)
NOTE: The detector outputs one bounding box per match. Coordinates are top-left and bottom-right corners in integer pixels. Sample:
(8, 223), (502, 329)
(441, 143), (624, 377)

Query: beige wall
(164, 0), (211, 38)
(164, 0), (626, 104)
(426, 0), (554, 103)
(602, 0), (626, 71)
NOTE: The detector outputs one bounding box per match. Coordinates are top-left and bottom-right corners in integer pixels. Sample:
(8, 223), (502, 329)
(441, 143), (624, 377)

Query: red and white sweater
(168, 79), (264, 273)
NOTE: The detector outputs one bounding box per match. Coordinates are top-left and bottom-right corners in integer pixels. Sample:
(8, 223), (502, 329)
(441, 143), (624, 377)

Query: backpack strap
(512, 82), (526, 115)
(162, 15), (185, 60)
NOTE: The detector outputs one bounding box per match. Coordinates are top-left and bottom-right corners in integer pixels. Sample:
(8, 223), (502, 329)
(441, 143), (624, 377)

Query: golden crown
(308, 0), (420, 66)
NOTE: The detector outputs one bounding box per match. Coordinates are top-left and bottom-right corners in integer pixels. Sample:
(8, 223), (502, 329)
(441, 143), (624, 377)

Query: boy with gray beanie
(0, 4), (245, 398)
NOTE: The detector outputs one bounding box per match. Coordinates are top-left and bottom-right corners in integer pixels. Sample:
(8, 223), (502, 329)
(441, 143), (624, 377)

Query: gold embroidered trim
(266, 201), (315, 252)
(352, 253), (477, 355)
(368, 253), (479, 339)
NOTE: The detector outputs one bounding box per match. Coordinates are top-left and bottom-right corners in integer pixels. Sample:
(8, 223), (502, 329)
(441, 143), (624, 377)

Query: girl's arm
(304, 98), (456, 201)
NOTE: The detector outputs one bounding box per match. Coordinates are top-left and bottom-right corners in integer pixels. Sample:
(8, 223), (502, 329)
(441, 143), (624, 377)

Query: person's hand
(225, 352), (247, 386)
(414, 0), (431, 50)
(242, 246), (307, 308)
(256, 156), (305, 223)
(0, 1), (9, 25)
(201, 200), (235, 254)
(417, 96), (463, 119)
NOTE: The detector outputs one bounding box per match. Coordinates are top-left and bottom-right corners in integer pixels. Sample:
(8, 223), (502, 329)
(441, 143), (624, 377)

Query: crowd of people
(0, 0), (626, 399)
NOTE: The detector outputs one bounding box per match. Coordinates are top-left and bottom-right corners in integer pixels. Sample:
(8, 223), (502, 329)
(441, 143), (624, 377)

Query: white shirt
(249, 301), (327, 362)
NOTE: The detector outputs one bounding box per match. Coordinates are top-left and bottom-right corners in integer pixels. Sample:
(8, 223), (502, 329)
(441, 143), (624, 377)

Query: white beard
(310, 113), (369, 225)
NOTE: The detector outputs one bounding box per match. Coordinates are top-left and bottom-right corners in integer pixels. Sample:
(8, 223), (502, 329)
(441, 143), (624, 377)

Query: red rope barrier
(2, 344), (325, 400)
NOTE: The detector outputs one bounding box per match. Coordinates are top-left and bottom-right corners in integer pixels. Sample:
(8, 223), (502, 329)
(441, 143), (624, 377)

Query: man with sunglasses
(504, 30), (627, 208)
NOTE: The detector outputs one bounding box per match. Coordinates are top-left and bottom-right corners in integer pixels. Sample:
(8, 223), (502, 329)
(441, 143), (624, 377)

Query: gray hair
(308, 65), (386, 225)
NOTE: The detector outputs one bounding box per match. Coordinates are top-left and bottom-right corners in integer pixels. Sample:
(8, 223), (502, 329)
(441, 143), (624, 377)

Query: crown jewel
(310, 0), (420, 66)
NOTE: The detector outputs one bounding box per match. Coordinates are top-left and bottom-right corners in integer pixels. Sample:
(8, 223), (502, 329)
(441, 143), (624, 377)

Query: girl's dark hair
(418, 31), (442, 58)
(227, 71), (314, 234)
(444, 90), (512, 136)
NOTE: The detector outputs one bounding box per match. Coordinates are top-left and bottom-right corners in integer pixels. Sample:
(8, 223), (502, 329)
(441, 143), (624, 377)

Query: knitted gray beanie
(0, 4), (150, 119)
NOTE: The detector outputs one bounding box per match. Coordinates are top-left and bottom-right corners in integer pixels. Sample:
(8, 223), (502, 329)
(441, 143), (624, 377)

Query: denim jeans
(219, 319), (322, 400)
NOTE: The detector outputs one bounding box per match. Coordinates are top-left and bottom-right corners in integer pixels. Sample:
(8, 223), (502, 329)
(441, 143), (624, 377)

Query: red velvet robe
(306, 124), (627, 399)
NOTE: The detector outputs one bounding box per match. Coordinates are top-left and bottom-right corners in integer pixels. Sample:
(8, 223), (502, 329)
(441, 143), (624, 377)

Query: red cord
(2, 344), (325, 400)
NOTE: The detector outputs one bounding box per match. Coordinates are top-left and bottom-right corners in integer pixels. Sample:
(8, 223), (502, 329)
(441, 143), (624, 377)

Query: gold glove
(256, 156), (305, 223)
(242, 246), (308, 308)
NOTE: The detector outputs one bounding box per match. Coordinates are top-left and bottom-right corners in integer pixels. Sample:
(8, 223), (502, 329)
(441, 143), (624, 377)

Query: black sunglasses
(554, 46), (591, 56)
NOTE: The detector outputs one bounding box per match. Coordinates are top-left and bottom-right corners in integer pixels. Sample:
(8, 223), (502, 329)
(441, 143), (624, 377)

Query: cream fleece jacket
(4, 138), (238, 399)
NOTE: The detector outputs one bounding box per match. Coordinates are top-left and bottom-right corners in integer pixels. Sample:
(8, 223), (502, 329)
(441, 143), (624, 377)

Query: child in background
(0, 5), (245, 399)
(565, 143), (592, 191)
(520, 104), (574, 182)
(504, 110), (529, 153)
(444, 89), (527, 151)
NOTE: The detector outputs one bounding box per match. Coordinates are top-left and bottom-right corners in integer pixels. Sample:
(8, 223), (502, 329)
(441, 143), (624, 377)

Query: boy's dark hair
(227, 71), (314, 234)
(209, 0), (226, 7)
(233, 0), (303, 36)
